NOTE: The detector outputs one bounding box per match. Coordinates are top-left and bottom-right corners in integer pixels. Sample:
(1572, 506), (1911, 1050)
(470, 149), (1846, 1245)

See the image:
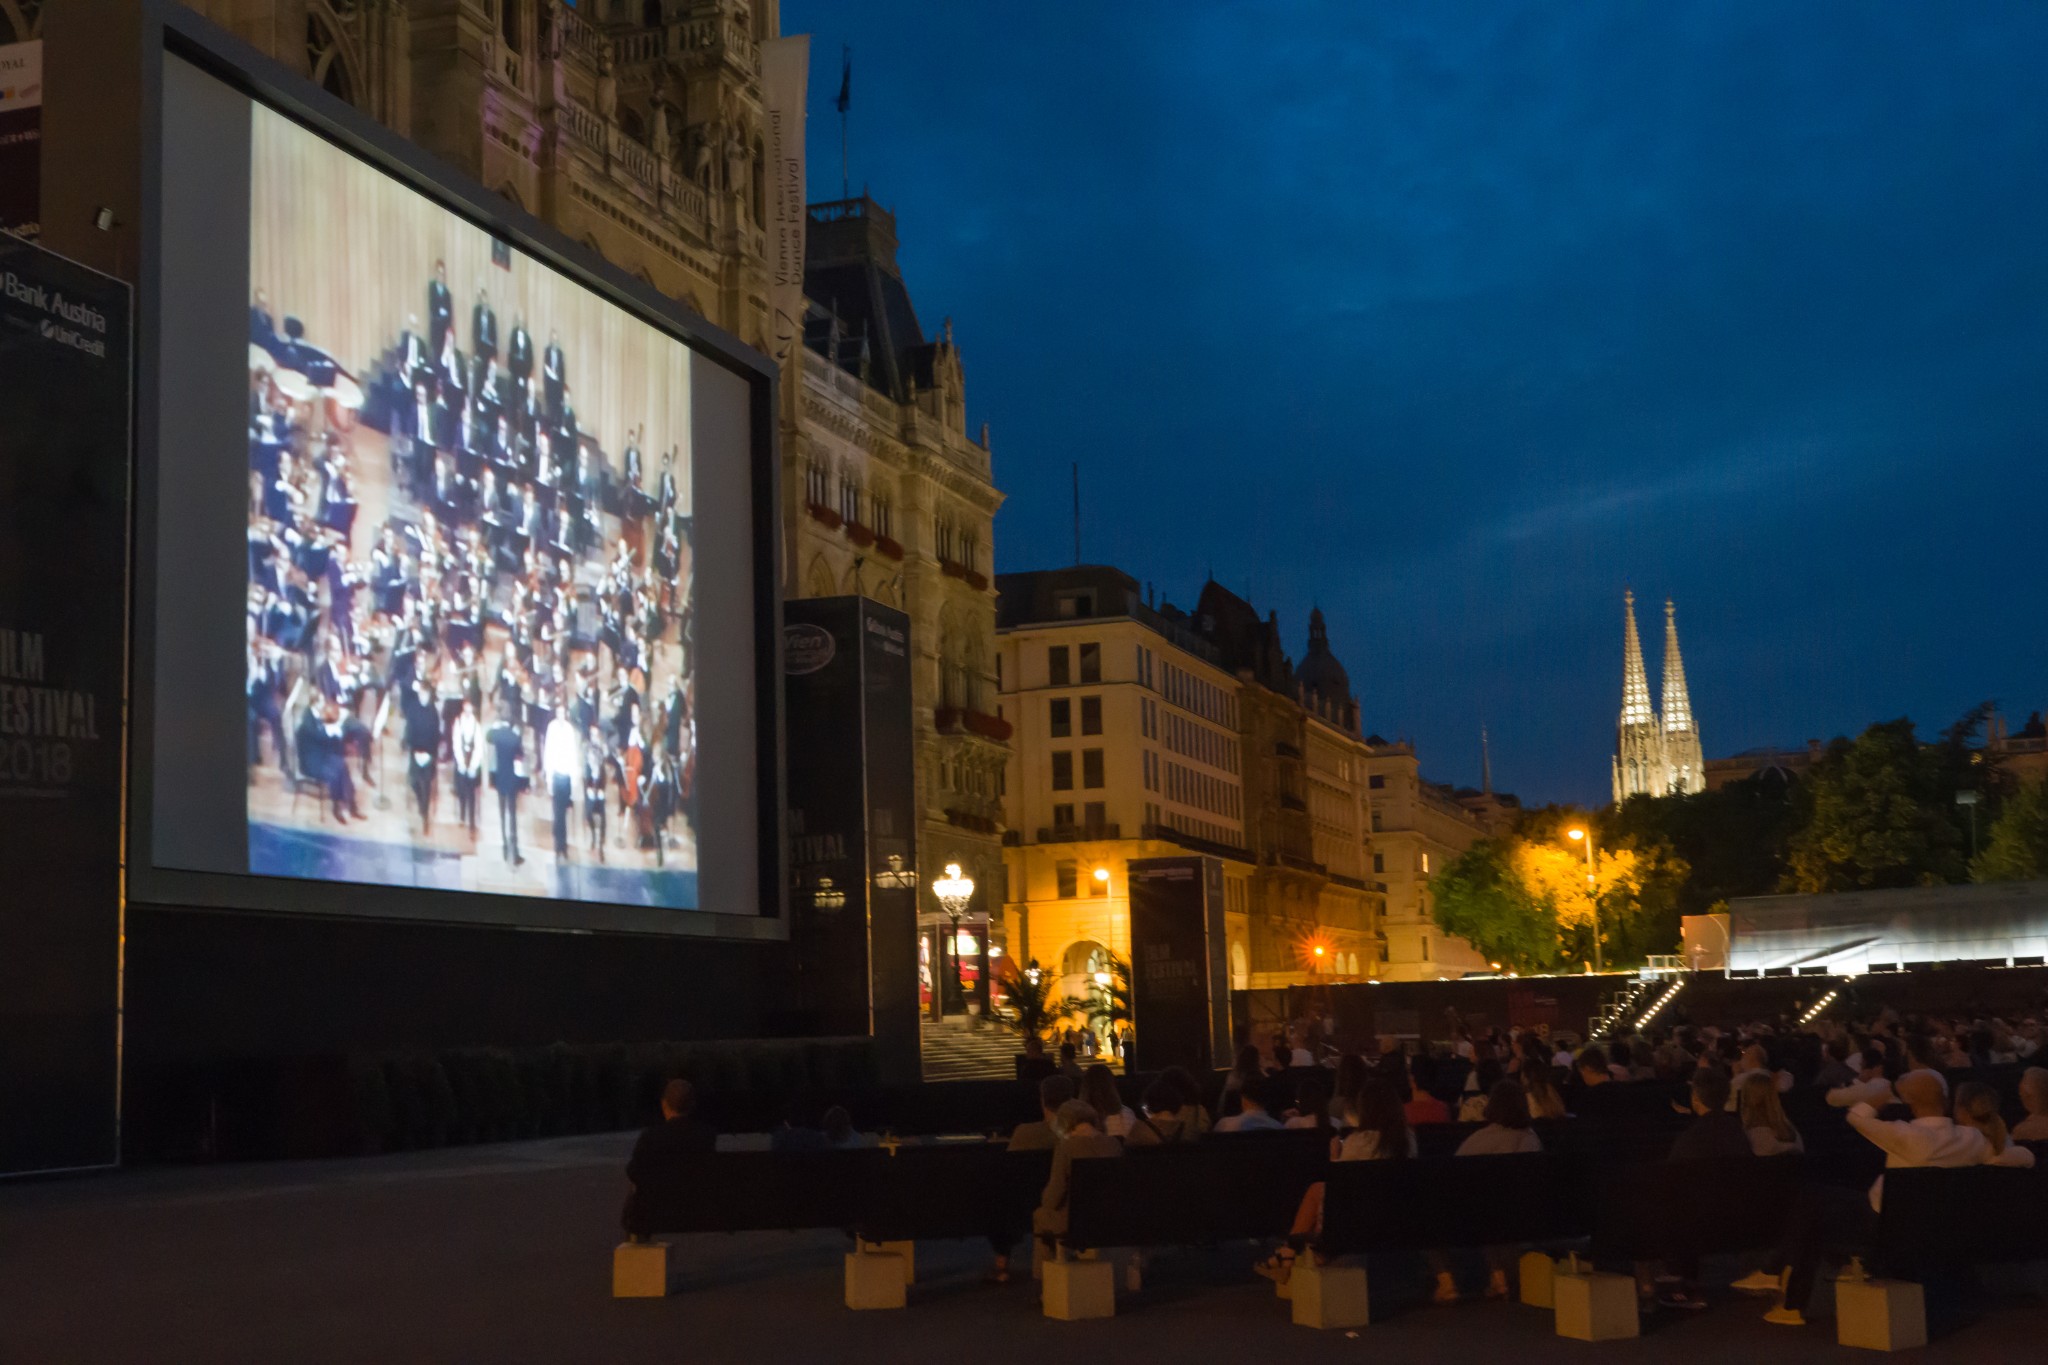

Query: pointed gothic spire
(1614, 589), (1665, 801)
(1660, 598), (1705, 794)
(1620, 590), (1655, 731)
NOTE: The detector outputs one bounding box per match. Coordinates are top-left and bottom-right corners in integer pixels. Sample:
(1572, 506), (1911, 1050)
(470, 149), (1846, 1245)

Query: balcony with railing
(1037, 822), (1121, 845)
(934, 706), (1012, 742)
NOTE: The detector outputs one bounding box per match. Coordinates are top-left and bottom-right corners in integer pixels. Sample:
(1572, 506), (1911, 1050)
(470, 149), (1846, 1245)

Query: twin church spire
(1612, 590), (1706, 801)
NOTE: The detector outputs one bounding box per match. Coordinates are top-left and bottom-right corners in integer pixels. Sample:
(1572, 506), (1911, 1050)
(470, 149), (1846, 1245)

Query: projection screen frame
(127, 8), (786, 942)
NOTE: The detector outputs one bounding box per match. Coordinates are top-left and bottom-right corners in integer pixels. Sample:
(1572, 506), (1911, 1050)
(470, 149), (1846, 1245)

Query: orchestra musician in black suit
(427, 259), (454, 358)
(508, 313), (535, 407)
(542, 330), (567, 419)
(401, 675), (442, 834)
(485, 700), (526, 865)
(472, 286), (499, 368)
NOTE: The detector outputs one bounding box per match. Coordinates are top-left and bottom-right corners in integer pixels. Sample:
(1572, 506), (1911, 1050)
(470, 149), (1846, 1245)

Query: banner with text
(0, 235), (130, 1174)
(0, 40), (42, 240)
(760, 35), (809, 367)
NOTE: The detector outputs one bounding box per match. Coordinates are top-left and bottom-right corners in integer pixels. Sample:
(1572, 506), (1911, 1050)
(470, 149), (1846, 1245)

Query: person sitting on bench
(621, 1079), (715, 1237)
(1033, 1100), (1121, 1249)
(1214, 1075), (1286, 1133)
(1125, 1078), (1199, 1146)
(1763, 1071), (1988, 1327)
(2012, 1067), (2048, 1142)
(1738, 1071), (1806, 1156)
(1081, 1065), (1137, 1138)
(1428, 1080), (1542, 1303)
(1257, 1078), (1413, 1284)
(986, 1075), (1077, 1284)
(1825, 1038), (1897, 1108)
(1955, 1081), (2035, 1168)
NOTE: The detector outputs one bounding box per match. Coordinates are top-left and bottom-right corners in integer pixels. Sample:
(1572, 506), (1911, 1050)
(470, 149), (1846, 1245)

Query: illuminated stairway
(918, 1021), (1022, 1081)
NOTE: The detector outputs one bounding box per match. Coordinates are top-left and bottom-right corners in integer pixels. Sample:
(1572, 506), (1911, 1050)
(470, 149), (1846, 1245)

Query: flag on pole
(835, 47), (851, 115)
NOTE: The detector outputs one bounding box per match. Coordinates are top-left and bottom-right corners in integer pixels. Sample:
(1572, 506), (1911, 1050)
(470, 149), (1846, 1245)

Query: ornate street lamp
(932, 862), (975, 1012)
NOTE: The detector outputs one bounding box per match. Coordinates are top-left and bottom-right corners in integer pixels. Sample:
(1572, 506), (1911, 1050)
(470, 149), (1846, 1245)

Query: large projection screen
(132, 47), (781, 939)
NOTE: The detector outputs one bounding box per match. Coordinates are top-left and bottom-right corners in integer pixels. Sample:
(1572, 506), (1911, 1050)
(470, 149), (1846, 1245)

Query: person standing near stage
(450, 697), (484, 836)
(401, 674), (442, 835)
(427, 260), (454, 358)
(543, 708), (582, 861)
(485, 701), (526, 866)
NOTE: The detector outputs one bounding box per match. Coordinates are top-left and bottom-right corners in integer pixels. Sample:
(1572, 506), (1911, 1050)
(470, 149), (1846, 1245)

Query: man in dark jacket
(1669, 1067), (1752, 1161)
(623, 1079), (717, 1238)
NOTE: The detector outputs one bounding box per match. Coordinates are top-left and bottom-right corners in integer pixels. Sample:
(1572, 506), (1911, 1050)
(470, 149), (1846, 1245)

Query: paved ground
(5, 1135), (2045, 1364)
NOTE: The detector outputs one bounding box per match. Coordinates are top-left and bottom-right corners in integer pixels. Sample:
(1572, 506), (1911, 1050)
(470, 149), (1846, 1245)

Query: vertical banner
(0, 235), (131, 1174)
(0, 40), (41, 240)
(783, 597), (919, 1081)
(759, 35), (809, 367)
(1127, 856), (1229, 1075)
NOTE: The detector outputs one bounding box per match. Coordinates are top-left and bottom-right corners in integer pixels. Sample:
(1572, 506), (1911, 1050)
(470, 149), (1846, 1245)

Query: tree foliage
(1427, 815), (1689, 973)
(1782, 718), (1971, 892)
(1973, 779), (2048, 883)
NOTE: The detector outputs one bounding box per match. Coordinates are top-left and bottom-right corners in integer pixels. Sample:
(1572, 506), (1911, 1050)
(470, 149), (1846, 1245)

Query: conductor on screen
(241, 158), (701, 909)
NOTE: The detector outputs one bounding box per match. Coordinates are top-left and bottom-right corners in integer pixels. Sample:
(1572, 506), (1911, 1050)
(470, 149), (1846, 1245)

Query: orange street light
(1564, 826), (1600, 973)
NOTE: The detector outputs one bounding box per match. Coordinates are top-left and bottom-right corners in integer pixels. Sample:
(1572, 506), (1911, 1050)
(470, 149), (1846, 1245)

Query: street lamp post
(932, 862), (975, 1017)
(1567, 826), (1602, 974)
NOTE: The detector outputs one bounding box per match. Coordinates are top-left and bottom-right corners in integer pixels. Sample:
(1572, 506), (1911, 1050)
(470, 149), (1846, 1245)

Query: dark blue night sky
(786, 0), (2048, 807)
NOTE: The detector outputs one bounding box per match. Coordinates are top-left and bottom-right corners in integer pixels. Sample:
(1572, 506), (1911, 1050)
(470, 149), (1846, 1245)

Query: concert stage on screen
(241, 104), (699, 909)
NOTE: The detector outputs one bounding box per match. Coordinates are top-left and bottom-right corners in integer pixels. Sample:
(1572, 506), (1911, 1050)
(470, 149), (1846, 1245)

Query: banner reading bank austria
(0, 236), (131, 1175)
(760, 35), (808, 367)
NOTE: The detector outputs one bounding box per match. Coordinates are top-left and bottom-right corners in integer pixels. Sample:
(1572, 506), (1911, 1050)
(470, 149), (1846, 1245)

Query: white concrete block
(1042, 1255), (1116, 1320)
(612, 1240), (672, 1298)
(860, 1239), (915, 1284)
(1519, 1251), (1556, 1308)
(1290, 1257), (1370, 1330)
(1836, 1274), (1927, 1352)
(1554, 1266), (1639, 1341)
(843, 1249), (908, 1310)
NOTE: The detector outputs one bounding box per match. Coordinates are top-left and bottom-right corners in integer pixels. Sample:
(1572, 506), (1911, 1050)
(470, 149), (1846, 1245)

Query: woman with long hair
(1737, 1071), (1804, 1155)
(1956, 1081), (2035, 1167)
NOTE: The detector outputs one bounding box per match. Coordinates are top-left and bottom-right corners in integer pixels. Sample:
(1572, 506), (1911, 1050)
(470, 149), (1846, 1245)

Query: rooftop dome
(1297, 608), (1353, 711)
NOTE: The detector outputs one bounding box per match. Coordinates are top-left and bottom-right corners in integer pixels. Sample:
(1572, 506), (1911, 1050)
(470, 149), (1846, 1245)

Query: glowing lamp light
(1093, 867), (1111, 884)
(932, 862), (975, 916)
(1567, 827), (1586, 842)
(1312, 944), (1326, 958)
(1093, 971), (1112, 987)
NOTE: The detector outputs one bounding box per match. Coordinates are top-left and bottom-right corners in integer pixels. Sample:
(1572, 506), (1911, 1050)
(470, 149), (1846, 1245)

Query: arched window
(804, 554), (835, 600)
(1230, 941), (1250, 990)
(3, 0), (46, 43)
(306, 6), (359, 106)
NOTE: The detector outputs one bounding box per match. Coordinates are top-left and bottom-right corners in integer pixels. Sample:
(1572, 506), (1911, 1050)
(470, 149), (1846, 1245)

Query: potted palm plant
(993, 959), (1078, 1080)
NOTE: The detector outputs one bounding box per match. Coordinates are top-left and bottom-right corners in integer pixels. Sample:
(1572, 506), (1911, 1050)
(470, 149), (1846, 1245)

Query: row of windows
(1050, 748), (1105, 791)
(1048, 643), (1102, 687)
(1054, 860), (1108, 899)
(1166, 760), (1239, 821)
(1050, 801), (1107, 831)
(1165, 710), (1239, 775)
(1371, 850), (1434, 875)
(802, 460), (893, 538)
(1158, 658), (1234, 728)
(1160, 808), (1238, 852)
(935, 514), (980, 570)
(1049, 695), (1102, 738)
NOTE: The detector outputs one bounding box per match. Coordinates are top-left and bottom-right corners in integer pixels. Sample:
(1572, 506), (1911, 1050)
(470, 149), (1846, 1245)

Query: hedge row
(350, 1038), (880, 1153)
(124, 1036), (880, 1162)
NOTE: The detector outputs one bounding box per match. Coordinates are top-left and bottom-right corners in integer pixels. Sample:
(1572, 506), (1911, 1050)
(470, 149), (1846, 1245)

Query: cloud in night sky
(786, 0), (2048, 805)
